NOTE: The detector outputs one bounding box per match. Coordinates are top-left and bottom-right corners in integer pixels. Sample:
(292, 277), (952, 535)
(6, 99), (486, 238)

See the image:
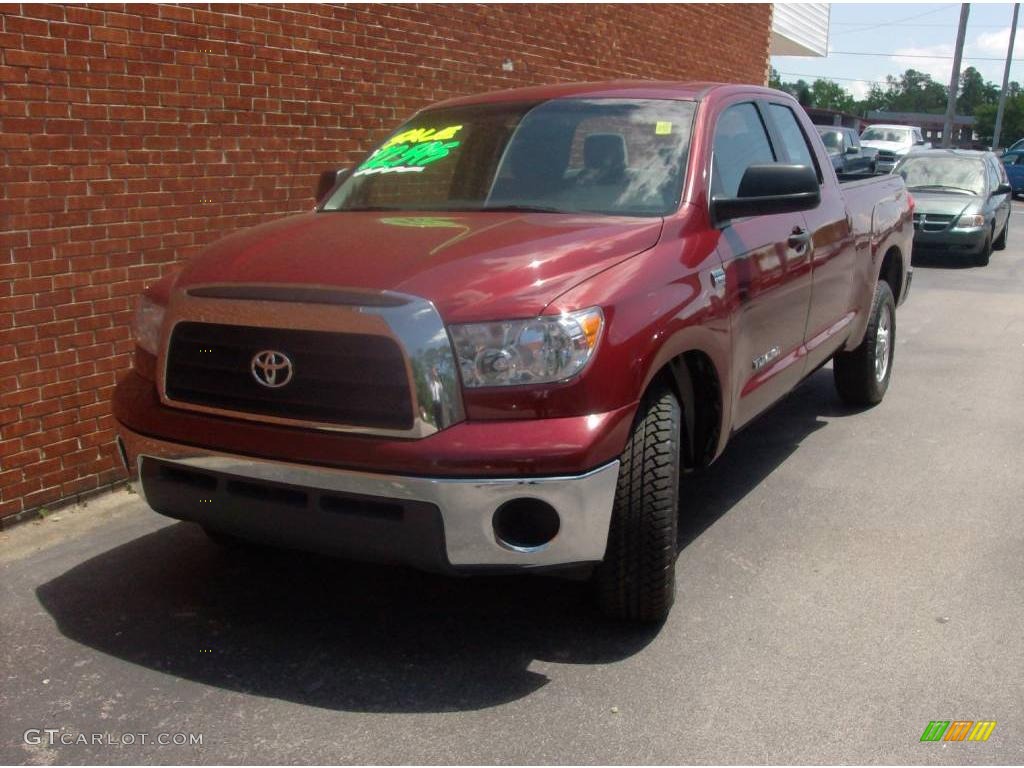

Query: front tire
(976, 228), (993, 266)
(833, 281), (896, 407)
(595, 379), (680, 623)
(993, 217), (1008, 251)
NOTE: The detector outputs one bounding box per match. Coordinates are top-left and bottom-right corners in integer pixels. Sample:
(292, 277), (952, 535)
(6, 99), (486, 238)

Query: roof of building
(867, 110), (976, 126)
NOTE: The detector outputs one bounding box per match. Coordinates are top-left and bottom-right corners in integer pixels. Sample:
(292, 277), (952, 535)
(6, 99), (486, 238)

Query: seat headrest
(583, 133), (627, 171)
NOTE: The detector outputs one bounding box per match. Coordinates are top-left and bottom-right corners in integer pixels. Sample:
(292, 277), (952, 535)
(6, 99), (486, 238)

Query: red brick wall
(0, 3), (772, 520)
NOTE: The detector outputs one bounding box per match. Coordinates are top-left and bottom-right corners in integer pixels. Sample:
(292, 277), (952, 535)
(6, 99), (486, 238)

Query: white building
(771, 3), (831, 57)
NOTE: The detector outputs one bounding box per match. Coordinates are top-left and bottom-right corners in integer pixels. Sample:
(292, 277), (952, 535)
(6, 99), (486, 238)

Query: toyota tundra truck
(113, 82), (913, 622)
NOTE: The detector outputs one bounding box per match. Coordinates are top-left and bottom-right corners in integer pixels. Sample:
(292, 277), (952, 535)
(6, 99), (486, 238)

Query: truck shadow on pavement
(910, 251), (981, 270)
(36, 369), (852, 713)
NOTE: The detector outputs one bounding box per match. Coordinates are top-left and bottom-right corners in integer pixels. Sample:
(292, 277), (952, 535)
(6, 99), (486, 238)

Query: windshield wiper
(907, 185), (976, 195)
(325, 206), (407, 212)
(476, 204), (567, 214)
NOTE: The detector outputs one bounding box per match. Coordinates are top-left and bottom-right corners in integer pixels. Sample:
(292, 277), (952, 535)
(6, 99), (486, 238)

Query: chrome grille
(913, 213), (956, 232)
(166, 322), (414, 430)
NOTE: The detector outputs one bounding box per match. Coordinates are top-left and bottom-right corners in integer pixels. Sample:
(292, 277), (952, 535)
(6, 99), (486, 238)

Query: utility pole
(992, 3), (1020, 151)
(943, 3), (971, 149)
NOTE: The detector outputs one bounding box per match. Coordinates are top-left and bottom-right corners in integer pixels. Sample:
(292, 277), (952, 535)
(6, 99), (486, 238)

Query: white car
(860, 124), (930, 172)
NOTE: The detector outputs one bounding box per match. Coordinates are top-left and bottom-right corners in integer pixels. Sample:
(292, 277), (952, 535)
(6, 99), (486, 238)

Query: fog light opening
(493, 498), (560, 552)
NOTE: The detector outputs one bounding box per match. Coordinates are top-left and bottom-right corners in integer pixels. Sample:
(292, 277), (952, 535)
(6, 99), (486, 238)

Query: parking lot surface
(3, 202), (1024, 764)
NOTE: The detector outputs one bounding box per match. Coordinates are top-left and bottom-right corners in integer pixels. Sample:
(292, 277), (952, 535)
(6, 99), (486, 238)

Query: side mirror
(315, 168), (350, 204)
(711, 164), (820, 224)
(845, 145), (859, 155)
(994, 182), (1013, 196)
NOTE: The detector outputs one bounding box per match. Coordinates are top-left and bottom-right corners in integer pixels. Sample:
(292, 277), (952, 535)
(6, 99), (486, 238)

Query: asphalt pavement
(3, 202), (1024, 764)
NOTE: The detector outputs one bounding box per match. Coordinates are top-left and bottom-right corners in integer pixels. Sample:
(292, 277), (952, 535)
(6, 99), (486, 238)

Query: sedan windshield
(321, 98), (697, 217)
(896, 156), (986, 195)
(862, 127), (910, 144)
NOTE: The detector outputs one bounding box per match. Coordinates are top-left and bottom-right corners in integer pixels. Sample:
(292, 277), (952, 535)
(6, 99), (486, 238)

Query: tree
(779, 78), (812, 107)
(976, 94), (1024, 146)
(857, 83), (895, 114)
(887, 69), (948, 113)
(768, 66), (784, 90)
(957, 67), (998, 116)
(810, 79), (856, 113)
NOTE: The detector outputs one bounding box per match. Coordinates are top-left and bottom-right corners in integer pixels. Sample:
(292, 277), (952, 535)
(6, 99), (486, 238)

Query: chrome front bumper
(118, 426), (620, 570)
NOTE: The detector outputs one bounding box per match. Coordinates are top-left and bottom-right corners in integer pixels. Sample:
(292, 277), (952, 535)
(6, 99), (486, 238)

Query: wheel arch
(878, 244), (904, 303)
(643, 345), (726, 471)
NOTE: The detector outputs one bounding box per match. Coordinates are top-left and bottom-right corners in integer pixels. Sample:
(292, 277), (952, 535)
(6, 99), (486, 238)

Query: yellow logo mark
(967, 721), (997, 742)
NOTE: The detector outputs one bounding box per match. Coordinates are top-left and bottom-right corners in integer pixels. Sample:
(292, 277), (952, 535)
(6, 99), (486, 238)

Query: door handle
(788, 226), (811, 249)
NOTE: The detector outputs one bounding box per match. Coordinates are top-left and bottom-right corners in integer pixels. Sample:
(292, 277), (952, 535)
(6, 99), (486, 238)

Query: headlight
(956, 214), (985, 228)
(132, 295), (166, 355)
(449, 308), (603, 388)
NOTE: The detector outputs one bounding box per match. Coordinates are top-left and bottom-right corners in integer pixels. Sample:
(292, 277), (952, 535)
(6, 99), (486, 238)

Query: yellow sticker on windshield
(655, 121), (672, 135)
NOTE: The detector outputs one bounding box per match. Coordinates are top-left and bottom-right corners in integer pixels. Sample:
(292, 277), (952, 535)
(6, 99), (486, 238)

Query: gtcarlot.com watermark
(24, 728), (203, 747)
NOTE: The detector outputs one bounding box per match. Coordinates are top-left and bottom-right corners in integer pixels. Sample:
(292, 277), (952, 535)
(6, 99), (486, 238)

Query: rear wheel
(833, 281), (896, 407)
(594, 379), (680, 623)
(993, 217), (1008, 251)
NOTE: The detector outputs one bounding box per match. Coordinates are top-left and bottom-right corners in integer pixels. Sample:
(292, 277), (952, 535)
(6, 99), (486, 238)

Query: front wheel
(976, 229), (993, 266)
(993, 217), (1008, 251)
(833, 281), (896, 406)
(594, 379), (680, 623)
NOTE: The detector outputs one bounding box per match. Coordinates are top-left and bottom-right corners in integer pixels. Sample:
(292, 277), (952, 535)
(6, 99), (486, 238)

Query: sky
(771, 2), (1023, 100)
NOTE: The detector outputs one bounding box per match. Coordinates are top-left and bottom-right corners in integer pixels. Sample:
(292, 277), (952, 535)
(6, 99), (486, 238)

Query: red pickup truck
(114, 82), (913, 622)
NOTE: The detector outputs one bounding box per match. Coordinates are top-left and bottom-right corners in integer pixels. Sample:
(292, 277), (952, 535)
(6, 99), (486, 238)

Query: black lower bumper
(141, 457), (451, 572)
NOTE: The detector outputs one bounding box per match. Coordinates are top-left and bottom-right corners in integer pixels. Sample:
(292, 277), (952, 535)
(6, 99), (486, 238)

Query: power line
(832, 21), (1020, 28)
(829, 50), (1008, 61)
(829, 5), (959, 37)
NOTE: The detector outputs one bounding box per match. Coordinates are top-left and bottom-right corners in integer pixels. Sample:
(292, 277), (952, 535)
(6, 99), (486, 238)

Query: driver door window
(712, 103), (776, 198)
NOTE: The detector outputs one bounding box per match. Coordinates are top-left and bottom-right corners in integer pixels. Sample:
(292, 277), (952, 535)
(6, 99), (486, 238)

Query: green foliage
(772, 67), (1013, 140)
(957, 67), (999, 116)
(976, 94), (1024, 146)
(779, 78), (812, 107)
(810, 79), (856, 113)
(882, 69), (948, 114)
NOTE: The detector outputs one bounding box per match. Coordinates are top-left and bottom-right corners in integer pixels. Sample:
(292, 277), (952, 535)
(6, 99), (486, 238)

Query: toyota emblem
(251, 350), (294, 388)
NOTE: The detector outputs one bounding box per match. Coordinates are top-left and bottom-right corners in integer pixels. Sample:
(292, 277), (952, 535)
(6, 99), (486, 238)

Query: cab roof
(426, 80), (787, 111)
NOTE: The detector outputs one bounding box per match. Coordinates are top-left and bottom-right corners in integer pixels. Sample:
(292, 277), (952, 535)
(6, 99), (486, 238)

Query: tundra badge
(752, 345), (781, 371)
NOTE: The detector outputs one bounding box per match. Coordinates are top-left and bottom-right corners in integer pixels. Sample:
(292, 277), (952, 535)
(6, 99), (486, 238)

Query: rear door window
(767, 103), (819, 179)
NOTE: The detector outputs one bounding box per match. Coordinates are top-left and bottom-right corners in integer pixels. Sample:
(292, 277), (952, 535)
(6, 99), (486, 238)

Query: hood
(860, 140), (911, 154)
(910, 191), (980, 218)
(173, 211), (663, 323)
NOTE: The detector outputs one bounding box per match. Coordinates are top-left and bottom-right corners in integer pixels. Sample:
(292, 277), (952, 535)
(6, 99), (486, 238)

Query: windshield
(818, 129), (842, 154)
(896, 156), (986, 195)
(862, 127), (910, 144)
(321, 98), (697, 217)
